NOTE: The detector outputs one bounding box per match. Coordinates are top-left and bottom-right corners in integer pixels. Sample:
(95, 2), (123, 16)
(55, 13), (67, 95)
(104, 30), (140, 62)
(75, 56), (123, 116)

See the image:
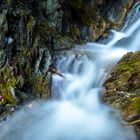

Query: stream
(0, 2), (140, 140)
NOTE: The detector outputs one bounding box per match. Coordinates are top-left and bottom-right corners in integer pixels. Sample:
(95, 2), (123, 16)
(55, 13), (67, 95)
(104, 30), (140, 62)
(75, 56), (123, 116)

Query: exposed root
(122, 119), (140, 126)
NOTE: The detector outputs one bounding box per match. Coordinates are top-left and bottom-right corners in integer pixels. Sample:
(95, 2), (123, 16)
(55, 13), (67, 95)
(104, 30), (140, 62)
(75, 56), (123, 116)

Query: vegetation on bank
(104, 51), (140, 136)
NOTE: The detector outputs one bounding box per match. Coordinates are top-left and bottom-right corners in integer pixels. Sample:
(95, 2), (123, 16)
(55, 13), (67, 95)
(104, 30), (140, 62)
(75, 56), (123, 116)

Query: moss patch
(0, 65), (23, 105)
(104, 51), (140, 136)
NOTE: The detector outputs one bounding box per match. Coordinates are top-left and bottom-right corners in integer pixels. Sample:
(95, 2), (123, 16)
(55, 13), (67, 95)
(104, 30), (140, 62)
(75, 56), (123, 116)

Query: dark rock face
(104, 51), (140, 137)
(0, 1), (53, 119)
(0, 0), (136, 119)
(61, 0), (134, 41)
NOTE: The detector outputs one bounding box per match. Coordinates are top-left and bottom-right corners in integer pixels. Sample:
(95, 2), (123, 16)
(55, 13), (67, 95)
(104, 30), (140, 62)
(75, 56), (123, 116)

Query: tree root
(122, 119), (140, 126)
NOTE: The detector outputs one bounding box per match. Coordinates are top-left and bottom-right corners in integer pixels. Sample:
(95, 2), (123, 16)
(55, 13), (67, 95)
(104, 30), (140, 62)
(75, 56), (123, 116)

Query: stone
(104, 51), (140, 136)
(0, 9), (8, 46)
(43, 0), (63, 32)
(0, 49), (6, 69)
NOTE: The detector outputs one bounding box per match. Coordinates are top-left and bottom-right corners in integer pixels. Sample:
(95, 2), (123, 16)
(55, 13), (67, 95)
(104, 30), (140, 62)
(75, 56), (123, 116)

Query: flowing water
(0, 2), (140, 140)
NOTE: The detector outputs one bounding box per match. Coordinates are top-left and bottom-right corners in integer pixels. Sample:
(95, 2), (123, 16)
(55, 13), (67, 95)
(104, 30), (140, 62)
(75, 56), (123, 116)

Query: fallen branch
(49, 67), (64, 78)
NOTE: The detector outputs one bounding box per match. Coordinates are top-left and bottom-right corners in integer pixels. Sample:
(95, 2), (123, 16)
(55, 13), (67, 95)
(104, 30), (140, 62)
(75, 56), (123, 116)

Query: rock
(106, 0), (133, 24)
(52, 35), (75, 50)
(0, 9), (8, 46)
(104, 51), (140, 136)
(15, 89), (29, 103)
(0, 0), (138, 121)
(0, 49), (6, 68)
(43, 0), (63, 32)
(61, 0), (135, 40)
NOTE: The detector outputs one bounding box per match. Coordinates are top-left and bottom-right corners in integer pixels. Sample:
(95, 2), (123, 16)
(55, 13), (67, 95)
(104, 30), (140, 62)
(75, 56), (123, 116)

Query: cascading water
(0, 2), (140, 140)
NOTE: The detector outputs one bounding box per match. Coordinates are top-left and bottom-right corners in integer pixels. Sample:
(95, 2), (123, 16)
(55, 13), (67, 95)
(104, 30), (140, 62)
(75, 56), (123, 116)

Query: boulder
(104, 51), (140, 137)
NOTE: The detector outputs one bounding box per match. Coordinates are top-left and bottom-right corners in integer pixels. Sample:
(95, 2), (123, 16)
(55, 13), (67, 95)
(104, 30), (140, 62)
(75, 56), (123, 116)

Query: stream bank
(0, 0), (139, 130)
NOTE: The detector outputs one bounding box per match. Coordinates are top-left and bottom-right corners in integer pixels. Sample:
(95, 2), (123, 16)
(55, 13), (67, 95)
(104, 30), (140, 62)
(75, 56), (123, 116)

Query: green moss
(88, 18), (107, 40)
(115, 61), (132, 73)
(105, 51), (140, 118)
(38, 19), (53, 35)
(0, 66), (23, 105)
(131, 97), (140, 113)
(6, 0), (13, 5)
(69, 0), (84, 10)
(27, 16), (35, 34)
(114, 52), (140, 78)
(81, 6), (98, 26)
(32, 75), (50, 98)
(69, 25), (81, 42)
(24, 62), (50, 98)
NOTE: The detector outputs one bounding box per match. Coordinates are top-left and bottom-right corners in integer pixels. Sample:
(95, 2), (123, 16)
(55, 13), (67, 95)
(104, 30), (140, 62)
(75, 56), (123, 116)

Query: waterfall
(0, 2), (140, 140)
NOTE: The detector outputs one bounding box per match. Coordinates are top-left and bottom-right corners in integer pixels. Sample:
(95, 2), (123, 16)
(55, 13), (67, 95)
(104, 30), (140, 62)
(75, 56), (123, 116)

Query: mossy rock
(104, 51), (140, 136)
(24, 62), (50, 98)
(0, 65), (23, 105)
(131, 97), (140, 114)
(68, 0), (84, 10)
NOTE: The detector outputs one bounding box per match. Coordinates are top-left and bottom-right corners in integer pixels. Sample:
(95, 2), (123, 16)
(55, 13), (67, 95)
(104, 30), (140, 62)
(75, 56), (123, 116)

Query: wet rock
(43, 0), (63, 32)
(61, 0), (135, 41)
(52, 35), (75, 50)
(39, 48), (52, 74)
(103, 0), (133, 27)
(0, 9), (8, 46)
(15, 89), (29, 103)
(0, 49), (6, 68)
(104, 51), (140, 136)
(0, 0), (138, 121)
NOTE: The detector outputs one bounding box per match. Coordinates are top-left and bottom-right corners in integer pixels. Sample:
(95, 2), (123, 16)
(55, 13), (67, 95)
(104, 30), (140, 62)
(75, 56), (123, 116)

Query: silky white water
(0, 2), (140, 140)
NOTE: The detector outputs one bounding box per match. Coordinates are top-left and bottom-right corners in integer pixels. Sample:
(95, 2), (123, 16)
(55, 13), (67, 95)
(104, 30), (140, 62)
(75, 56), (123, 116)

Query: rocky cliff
(0, 0), (137, 120)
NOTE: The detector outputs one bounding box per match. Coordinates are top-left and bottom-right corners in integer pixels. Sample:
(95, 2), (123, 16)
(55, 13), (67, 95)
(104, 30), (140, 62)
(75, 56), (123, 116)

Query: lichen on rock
(0, 65), (23, 118)
(104, 51), (140, 136)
